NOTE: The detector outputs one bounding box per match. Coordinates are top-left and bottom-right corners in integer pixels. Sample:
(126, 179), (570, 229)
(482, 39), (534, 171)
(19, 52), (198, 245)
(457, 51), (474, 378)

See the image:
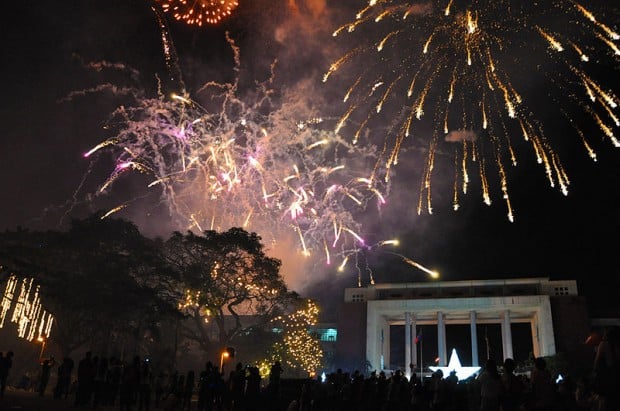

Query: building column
(470, 311), (479, 366)
(536, 299), (556, 357)
(531, 318), (540, 359)
(366, 306), (381, 371)
(380, 327), (384, 370)
(437, 311), (447, 366)
(501, 310), (514, 360)
(405, 312), (412, 378)
(383, 318), (391, 370)
(411, 316), (418, 373)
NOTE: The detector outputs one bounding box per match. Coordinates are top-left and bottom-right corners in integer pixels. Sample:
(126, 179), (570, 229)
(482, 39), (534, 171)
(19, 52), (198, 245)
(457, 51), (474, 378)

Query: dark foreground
(0, 389), (107, 411)
(1, 373), (618, 411)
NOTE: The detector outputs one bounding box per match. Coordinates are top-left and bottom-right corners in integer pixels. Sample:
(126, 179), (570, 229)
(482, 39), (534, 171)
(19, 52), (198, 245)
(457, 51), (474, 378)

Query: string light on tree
(267, 299), (323, 376)
(0, 275), (54, 342)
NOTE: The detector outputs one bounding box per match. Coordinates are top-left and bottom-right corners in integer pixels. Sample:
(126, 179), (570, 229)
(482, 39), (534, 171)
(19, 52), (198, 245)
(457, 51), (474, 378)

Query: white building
(335, 277), (591, 374)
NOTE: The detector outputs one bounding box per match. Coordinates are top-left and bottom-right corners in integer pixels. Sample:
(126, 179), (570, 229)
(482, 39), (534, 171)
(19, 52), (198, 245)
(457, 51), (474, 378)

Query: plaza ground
(1, 388), (92, 410)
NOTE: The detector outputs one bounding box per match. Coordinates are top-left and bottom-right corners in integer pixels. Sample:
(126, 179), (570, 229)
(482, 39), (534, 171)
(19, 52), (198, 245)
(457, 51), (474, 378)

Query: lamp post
(220, 350), (229, 374)
(37, 335), (47, 360)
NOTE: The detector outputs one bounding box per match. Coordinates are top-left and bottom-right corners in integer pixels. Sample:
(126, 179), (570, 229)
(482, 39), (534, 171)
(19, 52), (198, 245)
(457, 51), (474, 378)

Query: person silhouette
(592, 327), (620, 411)
(530, 357), (555, 411)
(38, 357), (55, 396)
(54, 356), (74, 399)
(0, 351), (14, 398)
(76, 351), (95, 406)
(477, 358), (503, 411)
(501, 358), (524, 411)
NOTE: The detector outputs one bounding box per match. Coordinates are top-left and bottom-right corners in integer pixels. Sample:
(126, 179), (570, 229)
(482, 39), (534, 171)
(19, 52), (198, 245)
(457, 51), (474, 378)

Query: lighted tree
(267, 299), (323, 377)
(0, 274), (54, 342)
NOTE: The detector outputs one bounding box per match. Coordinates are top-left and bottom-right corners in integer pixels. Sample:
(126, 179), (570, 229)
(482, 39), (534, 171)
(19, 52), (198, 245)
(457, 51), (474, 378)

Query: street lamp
(219, 350), (229, 373)
(219, 346), (235, 374)
(37, 335), (47, 360)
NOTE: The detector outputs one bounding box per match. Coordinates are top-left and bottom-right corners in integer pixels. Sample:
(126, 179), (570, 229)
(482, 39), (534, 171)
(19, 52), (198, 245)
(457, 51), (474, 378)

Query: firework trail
(151, 4), (186, 92)
(324, 0), (620, 221)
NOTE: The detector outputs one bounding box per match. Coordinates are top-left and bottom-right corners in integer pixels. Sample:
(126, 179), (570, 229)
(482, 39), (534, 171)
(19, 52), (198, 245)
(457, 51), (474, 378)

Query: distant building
(311, 324), (338, 370)
(334, 277), (592, 375)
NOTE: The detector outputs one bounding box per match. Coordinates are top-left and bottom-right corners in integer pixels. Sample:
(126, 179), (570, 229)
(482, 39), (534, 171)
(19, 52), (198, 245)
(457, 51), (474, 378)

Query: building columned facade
(335, 277), (591, 375)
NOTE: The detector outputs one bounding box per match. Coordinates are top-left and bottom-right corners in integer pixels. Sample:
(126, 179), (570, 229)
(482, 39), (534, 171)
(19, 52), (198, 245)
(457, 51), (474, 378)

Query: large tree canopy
(0, 219), (313, 370)
(164, 227), (297, 354)
(0, 213), (177, 357)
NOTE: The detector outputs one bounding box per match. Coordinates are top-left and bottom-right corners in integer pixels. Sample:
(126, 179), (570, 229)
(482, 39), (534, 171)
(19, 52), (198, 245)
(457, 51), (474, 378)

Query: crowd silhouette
(0, 326), (619, 411)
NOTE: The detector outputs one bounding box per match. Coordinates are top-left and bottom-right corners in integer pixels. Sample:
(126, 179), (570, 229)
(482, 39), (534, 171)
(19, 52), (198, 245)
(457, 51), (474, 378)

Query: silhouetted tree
(0, 213), (177, 357)
(163, 228), (296, 355)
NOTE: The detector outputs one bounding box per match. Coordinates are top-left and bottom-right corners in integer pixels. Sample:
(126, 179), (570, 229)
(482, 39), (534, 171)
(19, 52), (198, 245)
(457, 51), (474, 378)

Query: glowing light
(77, 35), (388, 272)
(429, 348), (481, 381)
(1, 275), (54, 342)
(399, 256), (440, 279)
(155, 0), (239, 26)
(264, 300), (323, 376)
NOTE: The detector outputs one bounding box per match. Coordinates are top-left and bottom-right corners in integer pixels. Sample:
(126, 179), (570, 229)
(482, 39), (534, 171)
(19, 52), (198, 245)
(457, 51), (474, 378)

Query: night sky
(1, 0), (619, 318)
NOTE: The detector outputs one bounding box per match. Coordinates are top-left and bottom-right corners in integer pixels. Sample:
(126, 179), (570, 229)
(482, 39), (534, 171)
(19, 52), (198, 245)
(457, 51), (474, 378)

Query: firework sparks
(78, 34), (389, 273)
(325, 1), (620, 220)
(335, 237), (439, 287)
(155, 0), (239, 26)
